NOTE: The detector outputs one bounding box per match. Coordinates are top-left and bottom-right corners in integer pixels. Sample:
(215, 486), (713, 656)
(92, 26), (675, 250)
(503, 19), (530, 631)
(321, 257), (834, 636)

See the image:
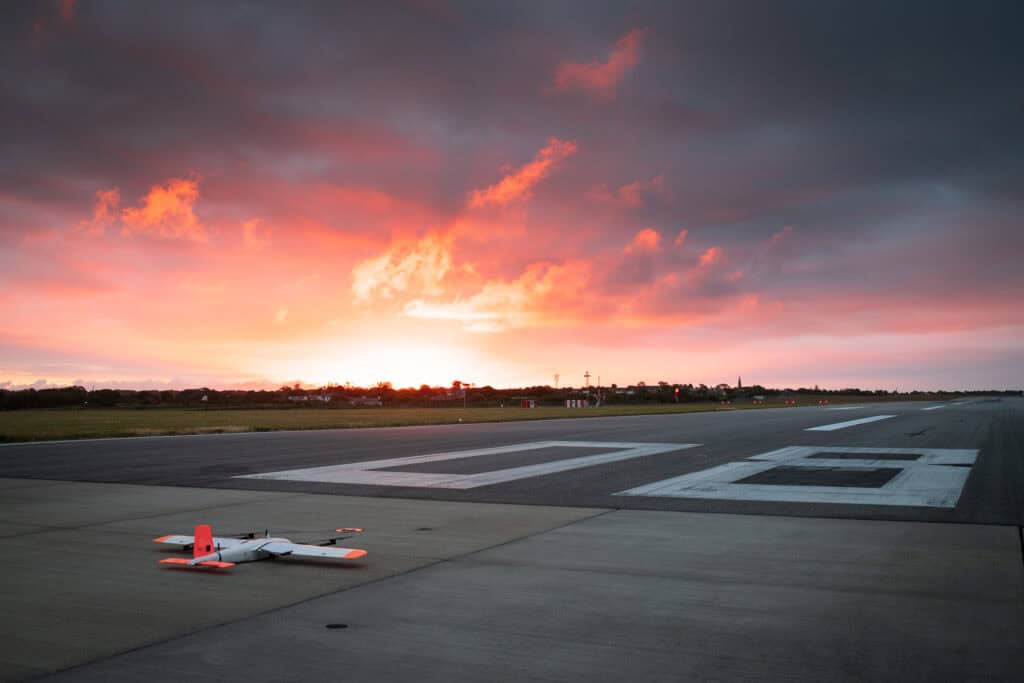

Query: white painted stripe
(824, 406), (863, 411)
(238, 440), (699, 489)
(920, 405), (946, 411)
(805, 415), (895, 431)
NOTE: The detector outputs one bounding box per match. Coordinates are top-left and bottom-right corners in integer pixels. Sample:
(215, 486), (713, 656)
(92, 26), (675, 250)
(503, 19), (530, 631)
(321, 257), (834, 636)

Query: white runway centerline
(806, 415), (896, 432)
(921, 405), (946, 411)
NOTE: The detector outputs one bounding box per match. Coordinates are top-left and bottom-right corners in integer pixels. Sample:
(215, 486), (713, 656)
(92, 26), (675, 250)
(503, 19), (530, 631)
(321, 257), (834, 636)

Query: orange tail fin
(193, 524), (215, 558)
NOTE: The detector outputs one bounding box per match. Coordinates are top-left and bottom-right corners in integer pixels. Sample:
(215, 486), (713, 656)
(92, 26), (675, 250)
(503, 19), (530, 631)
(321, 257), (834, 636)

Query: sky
(2, 0), (1022, 391)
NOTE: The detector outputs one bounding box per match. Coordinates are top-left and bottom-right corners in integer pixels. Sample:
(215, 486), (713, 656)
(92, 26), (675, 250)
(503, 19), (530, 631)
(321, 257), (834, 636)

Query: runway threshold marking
(237, 440), (699, 489)
(615, 446), (979, 507)
(806, 415), (896, 431)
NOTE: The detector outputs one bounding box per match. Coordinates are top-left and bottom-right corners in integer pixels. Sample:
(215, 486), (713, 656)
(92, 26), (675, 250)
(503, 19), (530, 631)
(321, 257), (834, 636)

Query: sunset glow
(2, 3), (1021, 391)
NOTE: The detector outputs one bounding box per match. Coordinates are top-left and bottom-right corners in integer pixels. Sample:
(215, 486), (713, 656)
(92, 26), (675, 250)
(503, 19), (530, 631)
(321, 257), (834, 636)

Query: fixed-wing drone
(153, 524), (367, 568)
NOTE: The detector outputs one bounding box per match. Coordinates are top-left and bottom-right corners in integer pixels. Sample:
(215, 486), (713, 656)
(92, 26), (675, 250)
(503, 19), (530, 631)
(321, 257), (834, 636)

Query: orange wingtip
(153, 535), (174, 542)
(335, 528), (364, 533)
(344, 549), (367, 559)
(159, 558), (234, 568)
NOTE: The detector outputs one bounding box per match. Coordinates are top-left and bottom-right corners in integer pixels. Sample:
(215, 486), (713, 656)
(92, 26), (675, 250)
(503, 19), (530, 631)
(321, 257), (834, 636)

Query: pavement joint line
(0, 483), (309, 539)
(44, 500), (615, 680)
(0, 478), (75, 491)
(449, 546), (1018, 604)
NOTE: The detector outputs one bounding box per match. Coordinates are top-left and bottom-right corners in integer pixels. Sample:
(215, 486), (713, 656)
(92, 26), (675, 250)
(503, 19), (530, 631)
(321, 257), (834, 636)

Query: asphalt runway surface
(2, 398), (1022, 681)
(3, 398), (1022, 524)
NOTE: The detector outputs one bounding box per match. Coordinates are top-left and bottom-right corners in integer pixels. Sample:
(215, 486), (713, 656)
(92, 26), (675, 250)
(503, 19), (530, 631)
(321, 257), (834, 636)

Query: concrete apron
(1, 479), (1021, 681)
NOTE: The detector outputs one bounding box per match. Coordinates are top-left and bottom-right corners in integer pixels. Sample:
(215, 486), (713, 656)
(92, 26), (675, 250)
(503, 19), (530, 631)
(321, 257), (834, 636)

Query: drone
(154, 524), (367, 568)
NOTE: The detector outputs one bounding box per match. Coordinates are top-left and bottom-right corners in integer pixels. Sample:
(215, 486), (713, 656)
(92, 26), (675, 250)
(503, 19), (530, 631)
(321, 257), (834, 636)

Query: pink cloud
(624, 228), (661, 254)
(242, 218), (271, 250)
(468, 137), (578, 208)
(699, 246), (722, 267)
(552, 28), (648, 100)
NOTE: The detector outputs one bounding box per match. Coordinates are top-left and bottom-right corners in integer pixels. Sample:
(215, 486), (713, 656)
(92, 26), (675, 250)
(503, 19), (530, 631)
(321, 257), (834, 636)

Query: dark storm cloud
(2, 0), (1022, 309)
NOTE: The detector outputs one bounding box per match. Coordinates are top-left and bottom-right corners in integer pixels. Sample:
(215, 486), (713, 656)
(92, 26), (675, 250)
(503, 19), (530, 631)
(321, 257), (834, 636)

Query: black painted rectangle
(806, 452), (922, 461)
(736, 466), (901, 488)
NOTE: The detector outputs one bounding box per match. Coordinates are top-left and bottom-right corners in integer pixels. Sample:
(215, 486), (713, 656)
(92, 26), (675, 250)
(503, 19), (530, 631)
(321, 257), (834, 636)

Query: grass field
(0, 395), (928, 442)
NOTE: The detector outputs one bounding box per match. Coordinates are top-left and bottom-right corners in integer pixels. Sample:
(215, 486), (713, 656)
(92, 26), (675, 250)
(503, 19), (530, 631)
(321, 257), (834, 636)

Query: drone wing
(152, 535), (247, 548)
(261, 541), (367, 560)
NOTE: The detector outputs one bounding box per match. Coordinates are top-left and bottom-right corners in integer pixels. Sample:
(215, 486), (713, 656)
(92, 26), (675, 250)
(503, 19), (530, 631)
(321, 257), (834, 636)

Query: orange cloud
(553, 28), (648, 100)
(673, 229), (689, 248)
(624, 228), (661, 254)
(468, 137), (577, 208)
(77, 188), (120, 236)
(121, 177), (205, 241)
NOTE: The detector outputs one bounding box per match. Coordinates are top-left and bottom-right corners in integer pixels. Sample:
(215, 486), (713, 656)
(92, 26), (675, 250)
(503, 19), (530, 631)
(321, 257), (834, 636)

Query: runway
(1, 398), (1022, 680)
(2, 398), (1022, 524)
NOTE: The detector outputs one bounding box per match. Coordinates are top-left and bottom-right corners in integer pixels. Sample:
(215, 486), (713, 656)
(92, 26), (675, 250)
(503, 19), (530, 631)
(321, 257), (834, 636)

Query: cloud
(351, 233), (453, 304)
(468, 137), (577, 208)
(587, 174), (665, 209)
(242, 218), (271, 250)
(552, 28), (648, 100)
(59, 0), (76, 23)
(77, 188), (120, 236)
(624, 228), (661, 254)
(403, 260), (592, 332)
(121, 177), (205, 241)
(699, 247), (722, 267)
(32, 0), (76, 36)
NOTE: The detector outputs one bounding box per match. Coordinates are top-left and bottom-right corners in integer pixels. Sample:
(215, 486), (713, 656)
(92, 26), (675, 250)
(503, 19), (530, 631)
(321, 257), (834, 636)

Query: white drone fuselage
(189, 537), (293, 566)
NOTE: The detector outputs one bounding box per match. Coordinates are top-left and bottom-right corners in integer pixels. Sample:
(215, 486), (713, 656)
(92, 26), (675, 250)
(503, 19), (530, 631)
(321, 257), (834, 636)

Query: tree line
(0, 382), (1019, 410)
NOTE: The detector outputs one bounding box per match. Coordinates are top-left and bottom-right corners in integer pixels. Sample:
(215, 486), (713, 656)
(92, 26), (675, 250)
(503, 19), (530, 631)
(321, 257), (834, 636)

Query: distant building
(288, 394), (331, 403)
(348, 396), (382, 407)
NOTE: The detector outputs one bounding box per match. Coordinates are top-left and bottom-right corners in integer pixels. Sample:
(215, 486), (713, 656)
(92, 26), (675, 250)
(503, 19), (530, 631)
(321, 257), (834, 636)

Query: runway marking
(237, 440), (699, 489)
(615, 446), (978, 507)
(824, 406), (864, 411)
(920, 405), (946, 411)
(806, 415), (895, 431)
